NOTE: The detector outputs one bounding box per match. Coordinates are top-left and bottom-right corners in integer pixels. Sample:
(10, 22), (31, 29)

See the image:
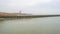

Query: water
(0, 17), (60, 34)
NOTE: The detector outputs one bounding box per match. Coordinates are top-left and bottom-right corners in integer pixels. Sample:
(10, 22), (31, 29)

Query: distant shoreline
(0, 15), (60, 18)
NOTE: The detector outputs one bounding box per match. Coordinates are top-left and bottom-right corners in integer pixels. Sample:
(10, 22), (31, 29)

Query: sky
(0, 0), (60, 14)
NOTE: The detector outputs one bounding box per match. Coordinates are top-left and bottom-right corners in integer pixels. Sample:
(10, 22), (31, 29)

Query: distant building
(17, 11), (32, 16)
(0, 12), (32, 16)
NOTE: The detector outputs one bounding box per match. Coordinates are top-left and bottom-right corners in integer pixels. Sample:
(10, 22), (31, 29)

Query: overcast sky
(0, 0), (60, 14)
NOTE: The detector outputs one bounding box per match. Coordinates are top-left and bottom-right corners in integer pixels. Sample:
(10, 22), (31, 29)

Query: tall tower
(19, 10), (21, 14)
(17, 10), (21, 16)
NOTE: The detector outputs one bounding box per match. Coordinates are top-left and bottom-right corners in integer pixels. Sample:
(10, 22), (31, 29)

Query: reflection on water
(0, 17), (60, 34)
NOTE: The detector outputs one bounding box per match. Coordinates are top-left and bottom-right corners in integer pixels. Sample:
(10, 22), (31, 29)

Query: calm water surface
(0, 17), (60, 34)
